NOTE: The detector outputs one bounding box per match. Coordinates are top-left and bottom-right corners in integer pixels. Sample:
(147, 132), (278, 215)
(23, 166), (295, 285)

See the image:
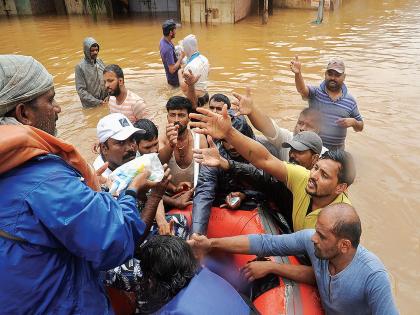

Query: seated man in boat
(190, 105), (355, 232)
(192, 112), (279, 235)
(231, 88), (328, 161)
(0, 55), (168, 314)
(178, 34), (210, 107)
(134, 118), (195, 210)
(194, 130), (323, 231)
(159, 96), (208, 199)
(103, 64), (154, 123)
(137, 235), (257, 314)
(189, 203), (399, 315)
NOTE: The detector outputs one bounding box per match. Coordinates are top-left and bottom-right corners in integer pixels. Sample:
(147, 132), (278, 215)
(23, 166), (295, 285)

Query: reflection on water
(1, 0), (420, 312)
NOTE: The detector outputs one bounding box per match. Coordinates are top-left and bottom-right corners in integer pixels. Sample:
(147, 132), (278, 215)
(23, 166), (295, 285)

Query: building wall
(0, 0), (18, 15)
(180, 0), (235, 24)
(234, 0), (251, 22)
(129, 0), (178, 13)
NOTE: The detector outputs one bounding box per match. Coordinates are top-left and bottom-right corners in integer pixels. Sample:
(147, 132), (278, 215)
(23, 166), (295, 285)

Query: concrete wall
(129, 0), (178, 13)
(180, 0), (236, 24)
(0, 0), (18, 15)
(274, 0), (341, 10)
(234, 0), (251, 22)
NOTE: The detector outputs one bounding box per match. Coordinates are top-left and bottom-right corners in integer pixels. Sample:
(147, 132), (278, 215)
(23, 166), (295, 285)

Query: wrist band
(125, 189), (137, 199)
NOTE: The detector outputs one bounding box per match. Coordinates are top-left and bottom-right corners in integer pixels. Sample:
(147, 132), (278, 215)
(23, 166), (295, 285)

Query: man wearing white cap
(290, 56), (364, 150)
(94, 112), (145, 177)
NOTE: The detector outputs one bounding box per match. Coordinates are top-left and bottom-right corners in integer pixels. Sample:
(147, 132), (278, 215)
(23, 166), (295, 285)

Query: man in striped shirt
(290, 56), (364, 150)
(103, 64), (153, 123)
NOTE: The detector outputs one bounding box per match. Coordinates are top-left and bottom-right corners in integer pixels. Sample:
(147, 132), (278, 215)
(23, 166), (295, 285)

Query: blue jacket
(0, 154), (146, 314)
(156, 268), (252, 315)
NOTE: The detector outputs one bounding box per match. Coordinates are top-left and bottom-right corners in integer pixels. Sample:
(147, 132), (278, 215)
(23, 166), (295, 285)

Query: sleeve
(75, 64), (102, 108)
(163, 47), (175, 66)
(133, 97), (153, 121)
(285, 163), (310, 194)
(248, 229), (314, 257)
(191, 165), (219, 235)
(350, 97), (363, 121)
(263, 121), (293, 159)
(25, 167), (146, 270)
(307, 85), (317, 101)
(366, 271), (399, 315)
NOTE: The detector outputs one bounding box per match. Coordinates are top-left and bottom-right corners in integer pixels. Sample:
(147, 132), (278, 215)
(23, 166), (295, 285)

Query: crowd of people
(0, 17), (399, 315)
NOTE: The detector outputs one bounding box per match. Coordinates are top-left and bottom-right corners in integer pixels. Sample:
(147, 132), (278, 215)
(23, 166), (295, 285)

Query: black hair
(133, 119), (158, 142)
(331, 205), (362, 248)
(321, 150), (356, 186)
(137, 236), (198, 313)
(166, 96), (193, 114)
(162, 20), (176, 36)
(90, 43), (99, 50)
(209, 93), (231, 109)
(103, 64), (124, 80)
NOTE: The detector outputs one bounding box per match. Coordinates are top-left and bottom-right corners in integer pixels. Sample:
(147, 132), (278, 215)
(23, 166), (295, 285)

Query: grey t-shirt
(249, 230), (399, 315)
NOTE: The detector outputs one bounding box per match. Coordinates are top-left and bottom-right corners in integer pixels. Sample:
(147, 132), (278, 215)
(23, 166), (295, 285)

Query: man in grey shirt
(189, 203), (399, 315)
(75, 37), (107, 108)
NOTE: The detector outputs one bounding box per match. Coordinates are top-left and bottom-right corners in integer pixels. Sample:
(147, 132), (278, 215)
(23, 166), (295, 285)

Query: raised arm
(190, 106), (288, 183)
(290, 56), (310, 99)
(232, 88), (277, 138)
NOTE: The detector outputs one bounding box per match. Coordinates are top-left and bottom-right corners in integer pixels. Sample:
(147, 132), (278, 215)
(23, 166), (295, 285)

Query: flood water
(1, 0), (419, 312)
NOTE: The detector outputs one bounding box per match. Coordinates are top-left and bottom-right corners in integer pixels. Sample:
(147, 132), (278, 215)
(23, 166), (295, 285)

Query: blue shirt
(159, 37), (179, 86)
(249, 230), (399, 315)
(0, 154), (146, 314)
(308, 82), (362, 148)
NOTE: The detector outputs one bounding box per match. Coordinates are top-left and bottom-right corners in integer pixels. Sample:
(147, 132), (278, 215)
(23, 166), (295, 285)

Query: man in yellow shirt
(190, 105), (356, 231)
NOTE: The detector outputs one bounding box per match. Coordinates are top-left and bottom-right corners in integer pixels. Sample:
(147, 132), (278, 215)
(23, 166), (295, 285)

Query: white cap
(97, 113), (145, 143)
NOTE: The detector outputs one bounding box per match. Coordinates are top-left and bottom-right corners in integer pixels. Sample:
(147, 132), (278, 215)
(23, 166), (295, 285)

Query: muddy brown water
(1, 0), (419, 312)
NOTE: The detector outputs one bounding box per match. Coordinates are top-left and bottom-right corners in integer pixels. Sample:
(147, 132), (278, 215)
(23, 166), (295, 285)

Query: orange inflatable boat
(169, 205), (324, 315)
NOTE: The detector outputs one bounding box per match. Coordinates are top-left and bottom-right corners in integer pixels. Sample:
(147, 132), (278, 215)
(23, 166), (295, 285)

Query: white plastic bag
(109, 153), (164, 195)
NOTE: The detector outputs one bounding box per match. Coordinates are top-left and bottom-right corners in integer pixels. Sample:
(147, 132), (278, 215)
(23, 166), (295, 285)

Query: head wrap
(182, 34), (198, 57)
(0, 55), (53, 117)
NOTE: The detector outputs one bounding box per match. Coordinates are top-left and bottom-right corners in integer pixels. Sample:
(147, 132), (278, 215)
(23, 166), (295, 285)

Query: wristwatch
(125, 188), (138, 199)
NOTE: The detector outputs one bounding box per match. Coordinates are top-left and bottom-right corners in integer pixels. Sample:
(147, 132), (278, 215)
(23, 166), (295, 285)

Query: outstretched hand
(193, 135), (223, 167)
(290, 55), (302, 74)
(183, 68), (201, 86)
(231, 87), (254, 116)
(189, 105), (232, 140)
(187, 233), (212, 261)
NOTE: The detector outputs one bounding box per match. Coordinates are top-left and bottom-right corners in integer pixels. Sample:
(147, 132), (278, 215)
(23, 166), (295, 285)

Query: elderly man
(75, 37), (107, 108)
(290, 56), (364, 149)
(0, 55), (168, 314)
(189, 204), (399, 315)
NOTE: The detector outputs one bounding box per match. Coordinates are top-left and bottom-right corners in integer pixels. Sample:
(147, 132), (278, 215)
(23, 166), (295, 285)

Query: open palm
(190, 105), (232, 140)
(193, 136), (222, 167)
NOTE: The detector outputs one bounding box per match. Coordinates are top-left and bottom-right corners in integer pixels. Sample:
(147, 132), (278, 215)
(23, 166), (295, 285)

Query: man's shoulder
(126, 90), (144, 102)
(355, 246), (387, 273)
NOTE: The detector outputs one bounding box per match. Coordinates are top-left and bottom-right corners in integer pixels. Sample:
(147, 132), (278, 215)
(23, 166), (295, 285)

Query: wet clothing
(285, 163), (350, 231)
(75, 37), (107, 108)
(108, 89), (153, 123)
(0, 55), (53, 116)
(159, 37), (179, 86)
(308, 81), (363, 149)
(249, 230), (399, 315)
(0, 126), (146, 314)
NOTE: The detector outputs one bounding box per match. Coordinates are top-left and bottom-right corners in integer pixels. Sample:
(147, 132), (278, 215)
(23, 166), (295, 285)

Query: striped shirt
(108, 89), (153, 123)
(308, 82), (362, 148)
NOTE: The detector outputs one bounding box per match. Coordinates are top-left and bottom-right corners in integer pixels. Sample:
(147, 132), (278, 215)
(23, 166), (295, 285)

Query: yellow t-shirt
(285, 163), (351, 231)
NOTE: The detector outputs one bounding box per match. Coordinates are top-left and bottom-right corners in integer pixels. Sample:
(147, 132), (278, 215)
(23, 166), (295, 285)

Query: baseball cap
(326, 58), (345, 74)
(282, 131), (322, 154)
(97, 113), (145, 143)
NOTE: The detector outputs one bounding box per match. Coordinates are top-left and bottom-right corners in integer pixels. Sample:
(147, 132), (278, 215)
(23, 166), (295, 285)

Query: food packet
(109, 153), (164, 195)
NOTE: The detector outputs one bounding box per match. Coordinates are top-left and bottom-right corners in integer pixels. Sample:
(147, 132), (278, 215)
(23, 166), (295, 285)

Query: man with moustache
(75, 37), (107, 108)
(290, 57), (364, 150)
(103, 64), (153, 123)
(0, 55), (168, 314)
(189, 203), (399, 315)
(160, 19), (185, 87)
(189, 105), (355, 232)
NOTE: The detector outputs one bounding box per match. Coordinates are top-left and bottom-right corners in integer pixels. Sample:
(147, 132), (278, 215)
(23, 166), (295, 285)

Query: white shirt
(184, 54), (209, 92)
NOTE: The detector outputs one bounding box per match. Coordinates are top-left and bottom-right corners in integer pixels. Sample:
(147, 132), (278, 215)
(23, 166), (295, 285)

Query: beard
(175, 122), (188, 135)
(326, 80), (341, 92)
(109, 85), (121, 97)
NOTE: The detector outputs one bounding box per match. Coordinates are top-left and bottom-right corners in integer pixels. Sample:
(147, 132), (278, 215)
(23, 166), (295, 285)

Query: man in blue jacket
(0, 55), (168, 314)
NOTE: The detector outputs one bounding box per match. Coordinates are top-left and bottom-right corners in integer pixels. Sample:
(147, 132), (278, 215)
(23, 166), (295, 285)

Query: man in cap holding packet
(290, 56), (364, 149)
